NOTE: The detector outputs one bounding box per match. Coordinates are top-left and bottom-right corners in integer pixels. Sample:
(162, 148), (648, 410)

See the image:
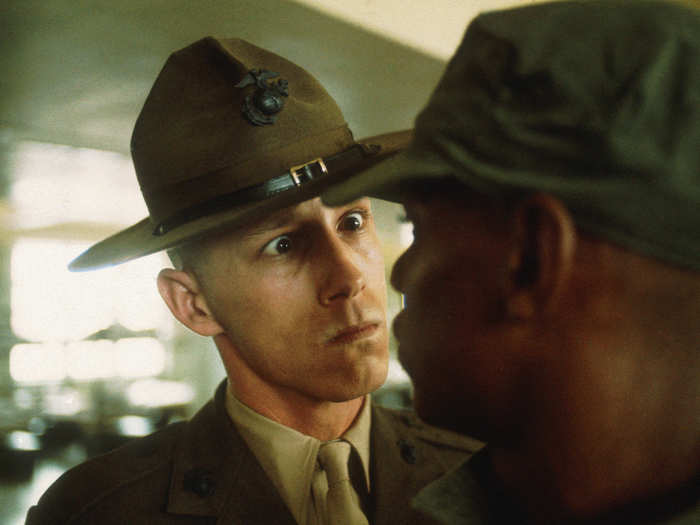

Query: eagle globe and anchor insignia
(235, 69), (289, 126)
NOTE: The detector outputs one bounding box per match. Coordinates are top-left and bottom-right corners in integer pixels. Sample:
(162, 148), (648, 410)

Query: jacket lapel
(215, 450), (297, 525)
(370, 405), (465, 525)
(166, 382), (297, 525)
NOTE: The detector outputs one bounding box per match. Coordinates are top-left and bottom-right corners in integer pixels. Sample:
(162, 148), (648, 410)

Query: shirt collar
(225, 385), (372, 524)
(340, 392), (372, 490)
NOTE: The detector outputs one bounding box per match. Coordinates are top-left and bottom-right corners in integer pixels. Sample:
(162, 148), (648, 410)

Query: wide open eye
(340, 211), (365, 232)
(262, 234), (293, 255)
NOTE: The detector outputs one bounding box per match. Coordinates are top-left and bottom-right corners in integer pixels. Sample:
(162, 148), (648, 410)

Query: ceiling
(1, 0), (539, 151)
(0, 0), (540, 240)
(2, 0), (450, 157)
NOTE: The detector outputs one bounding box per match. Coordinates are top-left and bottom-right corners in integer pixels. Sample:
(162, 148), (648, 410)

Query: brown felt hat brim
(69, 130), (410, 271)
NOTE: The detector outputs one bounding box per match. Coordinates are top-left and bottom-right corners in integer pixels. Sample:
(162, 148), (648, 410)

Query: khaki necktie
(317, 440), (369, 525)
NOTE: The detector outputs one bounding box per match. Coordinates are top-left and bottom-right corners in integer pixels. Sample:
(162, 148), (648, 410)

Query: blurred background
(1, 0), (531, 522)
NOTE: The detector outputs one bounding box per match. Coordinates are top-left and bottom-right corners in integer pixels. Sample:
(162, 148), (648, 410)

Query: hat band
(152, 142), (379, 236)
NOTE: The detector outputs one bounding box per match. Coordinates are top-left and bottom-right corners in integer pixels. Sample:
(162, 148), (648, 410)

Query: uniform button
(397, 439), (417, 464)
(183, 468), (216, 497)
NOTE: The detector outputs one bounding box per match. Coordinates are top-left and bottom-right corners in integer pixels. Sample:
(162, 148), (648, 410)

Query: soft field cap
(324, 0), (700, 271)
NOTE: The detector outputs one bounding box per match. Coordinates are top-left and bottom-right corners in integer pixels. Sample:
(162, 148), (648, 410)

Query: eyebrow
(239, 198), (368, 240)
(240, 209), (298, 239)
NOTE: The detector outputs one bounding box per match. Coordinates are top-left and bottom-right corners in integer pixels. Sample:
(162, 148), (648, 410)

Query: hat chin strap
(152, 143), (379, 237)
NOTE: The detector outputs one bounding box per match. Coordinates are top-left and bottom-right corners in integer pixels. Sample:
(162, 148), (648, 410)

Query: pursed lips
(392, 310), (406, 342)
(326, 321), (381, 345)
(392, 311), (414, 377)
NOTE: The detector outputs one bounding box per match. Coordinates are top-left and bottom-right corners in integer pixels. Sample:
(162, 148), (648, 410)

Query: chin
(412, 388), (466, 435)
(364, 345), (390, 382)
(412, 390), (437, 422)
(331, 359), (389, 402)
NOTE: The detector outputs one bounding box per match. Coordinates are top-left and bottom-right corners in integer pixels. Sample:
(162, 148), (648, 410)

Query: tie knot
(318, 440), (351, 485)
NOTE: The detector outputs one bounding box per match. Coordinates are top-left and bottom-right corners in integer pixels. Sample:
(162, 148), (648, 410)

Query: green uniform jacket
(413, 450), (700, 525)
(26, 382), (481, 524)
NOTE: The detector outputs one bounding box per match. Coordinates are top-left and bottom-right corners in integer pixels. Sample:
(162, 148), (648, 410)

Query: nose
(319, 236), (366, 305)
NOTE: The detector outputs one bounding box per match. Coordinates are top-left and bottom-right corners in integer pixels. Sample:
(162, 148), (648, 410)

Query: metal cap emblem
(235, 69), (289, 126)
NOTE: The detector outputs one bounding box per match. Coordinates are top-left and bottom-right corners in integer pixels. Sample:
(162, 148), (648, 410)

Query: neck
(488, 338), (700, 523)
(486, 244), (700, 522)
(490, 442), (700, 524)
(229, 380), (364, 441)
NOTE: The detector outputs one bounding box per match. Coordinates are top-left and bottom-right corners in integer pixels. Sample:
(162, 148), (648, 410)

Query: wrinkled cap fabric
(324, 0), (700, 272)
(69, 37), (410, 271)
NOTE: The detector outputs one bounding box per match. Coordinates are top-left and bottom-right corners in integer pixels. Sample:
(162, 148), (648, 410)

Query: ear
(157, 268), (224, 336)
(505, 194), (576, 319)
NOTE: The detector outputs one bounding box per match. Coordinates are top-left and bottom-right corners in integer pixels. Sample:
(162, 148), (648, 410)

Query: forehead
(214, 197), (326, 244)
(402, 183), (474, 218)
(199, 196), (367, 251)
(401, 177), (476, 204)
(240, 204), (302, 239)
(402, 188), (511, 250)
(240, 196), (368, 236)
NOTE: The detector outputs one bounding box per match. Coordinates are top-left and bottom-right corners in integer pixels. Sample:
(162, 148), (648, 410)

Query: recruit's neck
(488, 340), (700, 524)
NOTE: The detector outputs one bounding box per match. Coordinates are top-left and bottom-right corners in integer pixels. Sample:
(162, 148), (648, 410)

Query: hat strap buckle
(289, 158), (328, 186)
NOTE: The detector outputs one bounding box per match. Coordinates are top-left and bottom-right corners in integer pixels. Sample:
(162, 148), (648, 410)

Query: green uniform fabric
(323, 0), (700, 272)
(26, 381), (480, 525)
(412, 450), (700, 525)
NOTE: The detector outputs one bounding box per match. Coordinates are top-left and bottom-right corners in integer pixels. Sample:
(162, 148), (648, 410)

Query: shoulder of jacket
(27, 420), (188, 524)
(374, 404), (484, 453)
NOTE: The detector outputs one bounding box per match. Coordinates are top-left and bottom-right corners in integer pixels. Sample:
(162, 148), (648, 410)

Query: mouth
(392, 310), (406, 341)
(392, 313), (413, 376)
(327, 322), (380, 345)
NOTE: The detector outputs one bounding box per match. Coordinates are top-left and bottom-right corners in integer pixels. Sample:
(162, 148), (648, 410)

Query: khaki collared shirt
(225, 386), (371, 525)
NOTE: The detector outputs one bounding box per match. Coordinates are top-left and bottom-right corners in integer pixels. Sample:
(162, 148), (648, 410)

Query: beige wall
(294, 0), (543, 58)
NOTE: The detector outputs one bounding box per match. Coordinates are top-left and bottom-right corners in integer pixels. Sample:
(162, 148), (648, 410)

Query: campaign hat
(70, 37), (409, 270)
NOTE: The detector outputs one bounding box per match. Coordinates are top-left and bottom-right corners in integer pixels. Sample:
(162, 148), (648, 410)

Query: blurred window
(10, 238), (171, 342)
(7, 141), (173, 387)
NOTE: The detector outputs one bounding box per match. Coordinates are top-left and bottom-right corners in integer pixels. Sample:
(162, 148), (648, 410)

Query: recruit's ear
(157, 268), (224, 336)
(505, 194), (576, 319)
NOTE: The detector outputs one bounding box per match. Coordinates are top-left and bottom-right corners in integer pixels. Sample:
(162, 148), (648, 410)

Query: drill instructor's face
(391, 193), (519, 439)
(197, 197), (389, 403)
